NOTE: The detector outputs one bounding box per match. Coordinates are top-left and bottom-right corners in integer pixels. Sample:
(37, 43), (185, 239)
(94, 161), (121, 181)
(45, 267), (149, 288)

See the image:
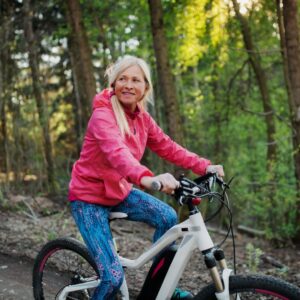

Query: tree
(66, 0), (96, 151)
(278, 0), (300, 240)
(148, 0), (184, 146)
(231, 0), (277, 173)
(23, 0), (56, 193)
(0, 1), (11, 188)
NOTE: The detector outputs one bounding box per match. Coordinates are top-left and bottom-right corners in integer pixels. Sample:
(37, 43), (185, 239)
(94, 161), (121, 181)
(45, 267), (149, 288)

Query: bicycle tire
(32, 237), (99, 300)
(193, 274), (300, 299)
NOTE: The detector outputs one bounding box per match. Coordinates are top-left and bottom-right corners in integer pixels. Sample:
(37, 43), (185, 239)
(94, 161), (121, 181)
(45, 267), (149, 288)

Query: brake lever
(216, 176), (230, 189)
(208, 175), (215, 190)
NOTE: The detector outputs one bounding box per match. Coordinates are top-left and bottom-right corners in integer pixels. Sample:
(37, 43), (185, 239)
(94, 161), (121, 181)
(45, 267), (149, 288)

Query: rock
(34, 196), (56, 211)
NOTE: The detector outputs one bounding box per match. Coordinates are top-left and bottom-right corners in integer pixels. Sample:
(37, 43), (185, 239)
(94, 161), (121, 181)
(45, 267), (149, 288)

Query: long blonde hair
(105, 55), (153, 137)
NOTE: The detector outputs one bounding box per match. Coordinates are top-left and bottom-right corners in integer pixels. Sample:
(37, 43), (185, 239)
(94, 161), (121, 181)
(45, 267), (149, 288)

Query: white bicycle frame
(58, 209), (235, 300)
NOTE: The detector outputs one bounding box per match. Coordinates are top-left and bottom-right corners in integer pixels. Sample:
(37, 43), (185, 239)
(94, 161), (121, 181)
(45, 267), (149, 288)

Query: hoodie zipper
(129, 118), (136, 135)
(133, 120), (136, 135)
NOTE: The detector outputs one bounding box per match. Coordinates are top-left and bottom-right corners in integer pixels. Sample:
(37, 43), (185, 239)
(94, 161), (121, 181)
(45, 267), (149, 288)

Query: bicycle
(32, 173), (300, 299)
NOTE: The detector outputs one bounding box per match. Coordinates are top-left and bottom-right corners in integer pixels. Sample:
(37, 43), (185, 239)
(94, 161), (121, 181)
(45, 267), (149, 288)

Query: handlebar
(151, 181), (163, 191)
(151, 173), (229, 207)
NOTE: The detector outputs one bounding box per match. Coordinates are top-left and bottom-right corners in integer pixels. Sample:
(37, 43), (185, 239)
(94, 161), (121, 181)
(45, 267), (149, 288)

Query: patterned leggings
(70, 188), (178, 300)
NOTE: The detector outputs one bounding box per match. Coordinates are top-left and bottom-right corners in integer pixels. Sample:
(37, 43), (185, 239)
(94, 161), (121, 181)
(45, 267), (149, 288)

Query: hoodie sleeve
(146, 114), (211, 175)
(88, 107), (153, 185)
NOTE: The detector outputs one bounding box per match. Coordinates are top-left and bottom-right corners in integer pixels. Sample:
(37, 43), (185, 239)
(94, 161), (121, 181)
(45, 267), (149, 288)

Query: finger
(219, 167), (225, 177)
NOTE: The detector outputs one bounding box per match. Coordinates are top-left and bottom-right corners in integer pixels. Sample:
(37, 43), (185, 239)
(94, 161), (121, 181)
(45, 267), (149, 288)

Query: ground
(0, 194), (299, 299)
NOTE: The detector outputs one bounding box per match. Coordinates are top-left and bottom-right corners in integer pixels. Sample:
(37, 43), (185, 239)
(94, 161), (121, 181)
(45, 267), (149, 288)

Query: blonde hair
(105, 55), (153, 137)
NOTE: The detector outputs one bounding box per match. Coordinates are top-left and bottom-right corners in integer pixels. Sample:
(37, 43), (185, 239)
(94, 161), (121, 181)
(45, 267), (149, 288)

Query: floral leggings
(70, 188), (178, 300)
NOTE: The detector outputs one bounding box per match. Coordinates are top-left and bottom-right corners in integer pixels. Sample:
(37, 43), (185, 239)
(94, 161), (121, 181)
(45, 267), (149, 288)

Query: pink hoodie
(68, 89), (211, 206)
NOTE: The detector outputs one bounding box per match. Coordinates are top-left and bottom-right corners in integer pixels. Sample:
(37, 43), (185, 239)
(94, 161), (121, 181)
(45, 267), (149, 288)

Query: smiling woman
(68, 55), (224, 299)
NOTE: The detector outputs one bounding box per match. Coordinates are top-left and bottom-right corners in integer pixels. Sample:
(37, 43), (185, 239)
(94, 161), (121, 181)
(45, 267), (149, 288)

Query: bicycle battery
(137, 244), (178, 300)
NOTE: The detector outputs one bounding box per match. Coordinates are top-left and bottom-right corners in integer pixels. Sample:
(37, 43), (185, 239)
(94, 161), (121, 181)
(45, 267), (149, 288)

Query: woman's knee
(158, 205), (178, 230)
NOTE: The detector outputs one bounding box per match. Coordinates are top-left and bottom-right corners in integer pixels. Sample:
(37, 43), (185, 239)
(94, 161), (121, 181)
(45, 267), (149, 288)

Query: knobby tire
(194, 274), (300, 300)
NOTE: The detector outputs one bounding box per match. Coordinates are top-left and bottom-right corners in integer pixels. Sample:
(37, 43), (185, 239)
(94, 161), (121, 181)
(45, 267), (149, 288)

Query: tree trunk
(280, 0), (300, 240)
(276, 0), (297, 181)
(0, 39), (8, 187)
(232, 0), (277, 172)
(94, 16), (109, 86)
(66, 0), (96, 146)
(148, 0), (187, 178)
(148, 0), (184, 146)
(0, 77), (10, 185)
(8, 100), (23, 185)
(23, 0), (56, 193)
(0, 0), (14, 188)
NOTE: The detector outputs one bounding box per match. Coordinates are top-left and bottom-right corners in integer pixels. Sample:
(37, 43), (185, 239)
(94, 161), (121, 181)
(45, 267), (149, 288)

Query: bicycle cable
(216, 191), (237, 275)
(201, 189), (237, 275)
(180, 175), (238, 274)
(203, 196), (224, 223)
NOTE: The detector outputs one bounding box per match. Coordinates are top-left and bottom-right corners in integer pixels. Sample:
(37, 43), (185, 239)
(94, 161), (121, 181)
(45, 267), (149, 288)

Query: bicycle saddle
(109, 212), (128, 221)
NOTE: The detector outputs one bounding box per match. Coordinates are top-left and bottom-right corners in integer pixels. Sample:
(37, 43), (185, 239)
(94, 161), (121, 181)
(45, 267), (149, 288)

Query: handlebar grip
(151, 181), (162, 191)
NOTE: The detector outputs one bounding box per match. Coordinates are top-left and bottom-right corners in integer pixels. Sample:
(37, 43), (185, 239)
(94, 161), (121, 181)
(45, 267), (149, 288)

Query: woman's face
(114, 65), (147, 112)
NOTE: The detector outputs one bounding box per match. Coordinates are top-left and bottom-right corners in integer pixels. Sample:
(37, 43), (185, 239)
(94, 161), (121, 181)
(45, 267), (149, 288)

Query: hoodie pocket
(103, 175), (132, 200)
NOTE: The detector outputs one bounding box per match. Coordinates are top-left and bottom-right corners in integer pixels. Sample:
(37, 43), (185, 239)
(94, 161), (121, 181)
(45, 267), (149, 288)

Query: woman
(69, 55), (224, 299)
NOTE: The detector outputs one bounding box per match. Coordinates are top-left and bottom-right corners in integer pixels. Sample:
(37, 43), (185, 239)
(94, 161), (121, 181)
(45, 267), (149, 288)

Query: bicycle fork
(204, 248), (239, 300)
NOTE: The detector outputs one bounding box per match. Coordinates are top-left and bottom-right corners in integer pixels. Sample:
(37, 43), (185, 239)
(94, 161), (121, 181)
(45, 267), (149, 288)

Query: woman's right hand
(140, 173), (180, 195)
(206, 165), (224, 178)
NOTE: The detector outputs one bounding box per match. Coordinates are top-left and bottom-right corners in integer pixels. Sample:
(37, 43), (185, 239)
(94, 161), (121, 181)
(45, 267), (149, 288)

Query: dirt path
(0, 207), (299, 299)
(0, 253), (33, 300)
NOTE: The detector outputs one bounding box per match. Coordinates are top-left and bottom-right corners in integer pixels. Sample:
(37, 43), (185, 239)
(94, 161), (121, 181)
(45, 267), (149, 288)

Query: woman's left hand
(206, 165), (224, 178)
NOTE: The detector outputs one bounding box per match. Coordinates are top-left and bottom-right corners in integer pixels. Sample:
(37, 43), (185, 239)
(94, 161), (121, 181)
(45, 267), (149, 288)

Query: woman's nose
(124, 80), (133, 88)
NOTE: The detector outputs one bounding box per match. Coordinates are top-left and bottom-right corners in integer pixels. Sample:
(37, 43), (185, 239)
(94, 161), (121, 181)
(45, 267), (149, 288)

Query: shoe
(171, 287), (193, 299)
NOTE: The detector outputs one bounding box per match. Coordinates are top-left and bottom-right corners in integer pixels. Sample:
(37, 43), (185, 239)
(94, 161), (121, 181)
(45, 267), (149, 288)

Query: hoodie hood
(92, 89), (115, 110)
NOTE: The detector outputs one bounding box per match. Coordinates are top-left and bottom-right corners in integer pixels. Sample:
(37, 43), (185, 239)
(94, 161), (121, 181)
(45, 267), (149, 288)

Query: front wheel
(32, 237), (99, 300)
(194, 274), (300, 300)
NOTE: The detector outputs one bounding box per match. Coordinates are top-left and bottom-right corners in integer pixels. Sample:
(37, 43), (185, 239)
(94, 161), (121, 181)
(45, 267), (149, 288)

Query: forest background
(1, 0), (300, 244)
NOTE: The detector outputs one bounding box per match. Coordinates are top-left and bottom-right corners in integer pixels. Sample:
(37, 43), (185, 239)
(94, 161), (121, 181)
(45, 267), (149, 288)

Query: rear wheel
(32, 237), (99, 300)
(194, 274), (300, 299)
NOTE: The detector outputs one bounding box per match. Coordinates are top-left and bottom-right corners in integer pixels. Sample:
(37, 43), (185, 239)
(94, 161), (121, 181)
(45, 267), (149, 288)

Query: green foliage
(173, 0), (229, 71)
(174, 0), (208, 69)
(246, 243), (263, 272)
(47, 231), (58, 241)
